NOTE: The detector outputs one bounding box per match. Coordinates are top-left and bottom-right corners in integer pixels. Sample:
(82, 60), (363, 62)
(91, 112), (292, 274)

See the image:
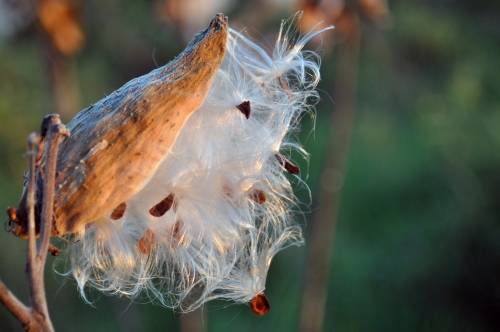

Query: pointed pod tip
(250, 293), (270, 316)
(209, 13), (228, 30)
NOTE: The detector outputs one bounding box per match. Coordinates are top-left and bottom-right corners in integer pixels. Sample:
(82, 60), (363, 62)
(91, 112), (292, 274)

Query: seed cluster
(66, 12), (331, 314)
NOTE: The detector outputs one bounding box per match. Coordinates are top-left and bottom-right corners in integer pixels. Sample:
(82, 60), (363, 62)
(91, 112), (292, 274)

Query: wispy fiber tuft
(64, 12), (332, 312)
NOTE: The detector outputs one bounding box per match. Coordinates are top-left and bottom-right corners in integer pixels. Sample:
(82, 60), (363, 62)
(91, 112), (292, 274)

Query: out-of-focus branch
(0, 279), (33, 330)
(180, 284), (207, 332)
(36, 0), (85, 122)
(299, 8), (361, 332)
(43, 52), (81, 123)
(180, 308), (206, 332)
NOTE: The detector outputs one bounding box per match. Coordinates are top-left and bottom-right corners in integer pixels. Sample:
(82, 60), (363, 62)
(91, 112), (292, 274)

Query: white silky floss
(66, 12), (333, 314)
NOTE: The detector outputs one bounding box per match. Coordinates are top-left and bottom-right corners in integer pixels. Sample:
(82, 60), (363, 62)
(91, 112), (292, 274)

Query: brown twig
(0, 116), (69, 331)
(27, 115), (69, 331)
(26, 133), (40, 299)
(299, 8), (361, 332)
(25, 131), (49, 331)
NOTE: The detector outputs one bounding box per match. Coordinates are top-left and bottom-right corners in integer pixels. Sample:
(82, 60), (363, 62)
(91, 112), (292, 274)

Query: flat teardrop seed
(236, 101), (251, 119)
(248, 187), (266, 204)
(278, 76), (292, 100)
(275, 153), (300, 175)
(149, 194), (175, 217)
(222, 184), (235, 200)
(110, 202), (126, 220)
(139, 229), (155, 254)
(98, 241), (108, 256)
(172, 220), (183, 241)
(250, 293), (270, 316)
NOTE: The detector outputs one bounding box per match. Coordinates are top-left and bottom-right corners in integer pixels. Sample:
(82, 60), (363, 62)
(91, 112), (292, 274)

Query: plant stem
(0, 115), (69, 331)
(27, 115), (68, 332)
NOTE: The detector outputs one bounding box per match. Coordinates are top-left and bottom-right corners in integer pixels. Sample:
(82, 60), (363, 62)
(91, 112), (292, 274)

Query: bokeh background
(1, 0), (500, 331)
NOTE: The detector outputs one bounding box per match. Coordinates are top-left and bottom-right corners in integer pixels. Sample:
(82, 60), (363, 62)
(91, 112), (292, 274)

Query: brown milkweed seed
(110, 202), (126, 220)
(248, 187), (266, 204)
(236, 101), (251, 119)
(250, 293), (270, 316)
(149, 194), (175, 217)
(275, 153), (300, 175)
(278, 76), (292, 100)
(172, 220), (183, 242)
(139, 228), (155, 254)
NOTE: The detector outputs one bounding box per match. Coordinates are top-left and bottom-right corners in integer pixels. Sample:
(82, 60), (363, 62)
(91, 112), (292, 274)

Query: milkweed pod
(8, 11), (332, 313)
(11, 13), (228, 237)
(66, 11), (331, 310)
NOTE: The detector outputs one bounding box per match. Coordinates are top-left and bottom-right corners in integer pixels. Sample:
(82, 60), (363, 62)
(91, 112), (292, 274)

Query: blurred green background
(1, 0), (500, 331)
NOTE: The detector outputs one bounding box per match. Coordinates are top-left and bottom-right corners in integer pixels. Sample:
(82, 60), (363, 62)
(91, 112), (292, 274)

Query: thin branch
(0, 279), (33, 330)
(26, 133), (40, 306)
(27, 115), (68, 332)
(0, 127), (63, 332)
(38, 116), (69, 259)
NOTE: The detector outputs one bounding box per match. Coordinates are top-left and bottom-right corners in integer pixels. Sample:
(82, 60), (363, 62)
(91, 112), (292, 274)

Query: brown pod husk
(11, 13), (228, 237)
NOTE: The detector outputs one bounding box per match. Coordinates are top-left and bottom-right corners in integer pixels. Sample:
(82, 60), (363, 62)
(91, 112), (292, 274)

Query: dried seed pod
(11, 13), (228, 237)
(40, 12), (331, 313)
